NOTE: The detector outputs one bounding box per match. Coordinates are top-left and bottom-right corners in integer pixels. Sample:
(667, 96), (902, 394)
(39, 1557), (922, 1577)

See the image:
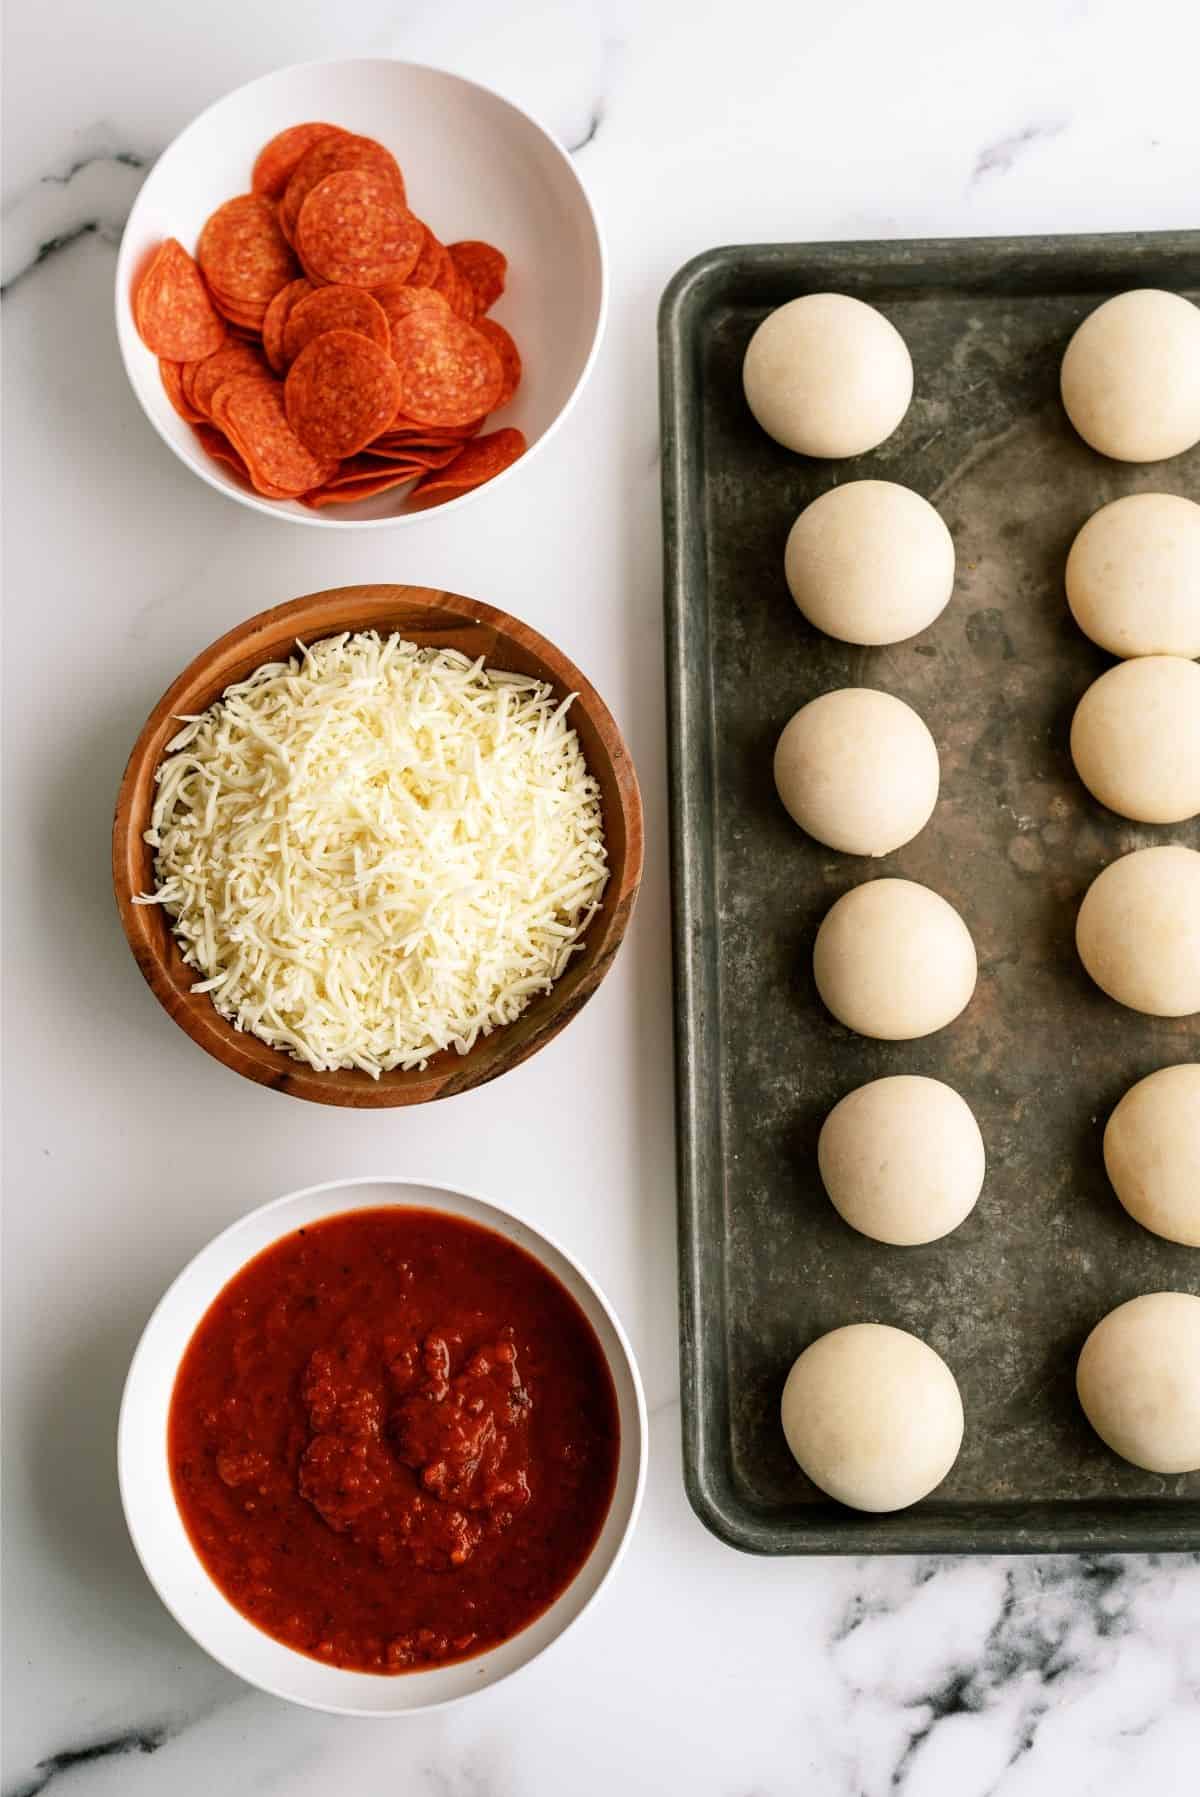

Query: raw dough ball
(781, 1323), (963, 1511)
(1076, 845), (1200, 1017)
(1060, 289), (1200, 462)
(774, 689), (940, 857)
(1070, 656), (1200, 823)
(743, 294), (913, 458)
(785, 481), (955, 645)
(1066, 493), (1200, 660)
(813, 878), (977, 1040)
(1104, 1064), (1200, 1248)
(1076, 1292), (1200, 1473)
(818, 1076), (985, 1246)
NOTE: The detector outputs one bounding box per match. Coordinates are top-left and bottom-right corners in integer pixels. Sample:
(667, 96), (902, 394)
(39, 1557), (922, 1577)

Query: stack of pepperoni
(133, 122), (525, 511)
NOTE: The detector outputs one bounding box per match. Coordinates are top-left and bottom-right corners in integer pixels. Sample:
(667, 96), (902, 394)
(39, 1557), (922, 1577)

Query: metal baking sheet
(661, 231), (1200, 1554)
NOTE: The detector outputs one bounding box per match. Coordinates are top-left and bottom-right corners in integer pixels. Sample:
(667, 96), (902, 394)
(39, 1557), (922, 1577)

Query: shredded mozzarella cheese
(135, 631), (609, 1075)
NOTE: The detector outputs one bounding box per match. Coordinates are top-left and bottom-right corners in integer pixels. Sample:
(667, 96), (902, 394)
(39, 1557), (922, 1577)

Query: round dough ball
(818, 1076), (985, 1246)
(743, 294), (913, 458)
(1076, 1292), (1200, 1473)
(774, 689), (940, 857)
(1061, 289), (1200, 462)
(1070, 657), (1200, 823)
(813, 878), (977, 1040)
(781, 1323), (963, 1511)
(785, 481), (955, 645)
(1104, 1064), (1200, 1248)
(1076, 845), (1200, 1017)
(1066, 493), (1200, 660)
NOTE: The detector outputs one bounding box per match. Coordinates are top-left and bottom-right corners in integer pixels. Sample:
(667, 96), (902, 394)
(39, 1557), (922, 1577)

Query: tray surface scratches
(661, 234), (1200, 1553)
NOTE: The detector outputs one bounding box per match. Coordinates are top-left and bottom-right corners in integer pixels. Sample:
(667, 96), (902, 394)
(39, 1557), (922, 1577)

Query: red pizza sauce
(168, 1207), (620, 1673)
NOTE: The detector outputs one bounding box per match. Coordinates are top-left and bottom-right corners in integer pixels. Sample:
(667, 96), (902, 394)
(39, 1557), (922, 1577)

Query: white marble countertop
(4, 2), (1200, 1792)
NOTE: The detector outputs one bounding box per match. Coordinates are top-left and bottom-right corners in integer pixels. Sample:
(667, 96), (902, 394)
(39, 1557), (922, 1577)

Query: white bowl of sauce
(118, 1176), (646, 1714)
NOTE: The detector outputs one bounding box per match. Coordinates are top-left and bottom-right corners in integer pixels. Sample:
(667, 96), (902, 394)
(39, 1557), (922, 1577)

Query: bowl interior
(118, 1178), (647, 1715)
(113, 585), (642, 1106)
(115, 58), (605, 526)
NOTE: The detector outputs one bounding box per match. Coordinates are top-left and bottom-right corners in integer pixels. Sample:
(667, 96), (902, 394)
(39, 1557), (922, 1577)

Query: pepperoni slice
(373, 283), (450, 339)
(262, 277), (315, 372)
(387, 310), (503, 427)
(434, 255), (472, 317)
(159, 359), (205, 423)
(302, 468), (420, 508)
(192, 422), (252, 484)
(252, 123), (344, 201)
(295, 170), (423, 288)
(208, 292), (271, 332)
(180, 357), (207, 412)
(407, 429), (527, 508)
(364, 440), (462, 469)
(279, 133), (405, 244)
(281, 285), (390, 366)
(474, 319), (521, 409)
(198, 195), (297, 314)
(324, 454), (423, 486)
(134, 239), (227, 360)
(284, 329), (402, 460)
(373, 416), (484, 450)
(406, 229), (449, 289)
(448, 241), (507, 316)
(210, 375), (333, 496)
(188, 341), (270, 418)
(404, 232), (471, 317)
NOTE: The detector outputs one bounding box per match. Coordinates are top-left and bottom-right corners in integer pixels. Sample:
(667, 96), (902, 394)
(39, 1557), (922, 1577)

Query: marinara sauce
(168, 1208), (620, 1673)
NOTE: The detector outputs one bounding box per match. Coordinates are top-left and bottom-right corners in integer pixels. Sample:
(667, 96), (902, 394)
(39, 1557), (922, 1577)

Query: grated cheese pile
(136, 631), (609, 1075)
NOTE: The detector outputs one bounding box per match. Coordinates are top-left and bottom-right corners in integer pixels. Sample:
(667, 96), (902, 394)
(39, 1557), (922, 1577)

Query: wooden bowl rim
(113, 584), (643, 1106)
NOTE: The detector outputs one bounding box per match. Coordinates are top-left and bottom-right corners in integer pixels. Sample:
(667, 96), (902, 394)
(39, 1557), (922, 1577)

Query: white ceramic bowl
(115, 59), (607, 527)
(118, 1177), (646, 1715)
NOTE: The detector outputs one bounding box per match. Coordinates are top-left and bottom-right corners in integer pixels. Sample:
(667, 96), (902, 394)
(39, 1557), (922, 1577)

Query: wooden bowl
(113, 585), (643, 1106)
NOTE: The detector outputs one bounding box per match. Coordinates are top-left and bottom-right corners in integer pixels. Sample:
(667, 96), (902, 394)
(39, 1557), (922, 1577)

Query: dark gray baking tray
(661, 232), (1200, 1554)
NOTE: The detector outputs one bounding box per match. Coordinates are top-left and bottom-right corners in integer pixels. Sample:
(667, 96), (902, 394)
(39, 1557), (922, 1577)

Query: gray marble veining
(4, 0), (1200, 1792)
